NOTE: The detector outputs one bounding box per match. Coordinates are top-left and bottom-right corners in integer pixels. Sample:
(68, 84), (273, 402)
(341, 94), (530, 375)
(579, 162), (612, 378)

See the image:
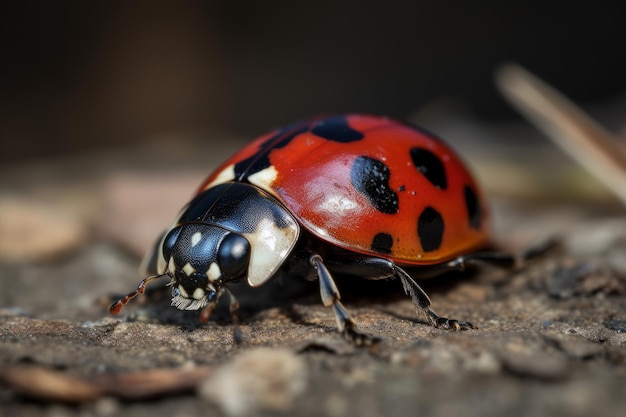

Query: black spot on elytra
(464, 185), (481, 229)
(371, 232), (393, 254)
(417, 207), (444, 252)
(350, 156), (399, 214)
(410, 147), (447, 190)
(311, 116), (364, 142)
(234, 125), (308, 181)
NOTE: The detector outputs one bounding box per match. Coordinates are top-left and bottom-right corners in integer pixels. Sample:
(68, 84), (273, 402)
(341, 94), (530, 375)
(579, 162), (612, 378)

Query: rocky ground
(1, 123), (625, 417)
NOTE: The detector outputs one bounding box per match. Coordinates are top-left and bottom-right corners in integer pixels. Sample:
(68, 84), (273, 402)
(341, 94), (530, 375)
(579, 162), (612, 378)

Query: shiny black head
(161, 223), (251, 310)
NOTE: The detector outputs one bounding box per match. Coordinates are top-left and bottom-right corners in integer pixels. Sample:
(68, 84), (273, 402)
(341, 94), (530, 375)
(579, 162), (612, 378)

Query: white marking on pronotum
(207, 262), (221, 282)
(191, 231), (202, 247)
(244, 217), (299, 287)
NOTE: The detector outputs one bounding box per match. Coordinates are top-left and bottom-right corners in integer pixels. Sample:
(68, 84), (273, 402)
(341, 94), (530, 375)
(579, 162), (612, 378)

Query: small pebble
(198, 348), (307, 417)
(548, 334), (603, 359)
(500, 351), (570, 381)
(605, 319), (626, 333)
(545, 261), (593, 299)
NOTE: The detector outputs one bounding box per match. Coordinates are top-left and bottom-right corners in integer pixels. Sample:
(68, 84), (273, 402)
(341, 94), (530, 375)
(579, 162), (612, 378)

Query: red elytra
(200, 114), (490, 265)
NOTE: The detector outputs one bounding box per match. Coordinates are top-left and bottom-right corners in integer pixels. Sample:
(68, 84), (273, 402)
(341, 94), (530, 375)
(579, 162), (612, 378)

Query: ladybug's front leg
(309, 254), (380, 346)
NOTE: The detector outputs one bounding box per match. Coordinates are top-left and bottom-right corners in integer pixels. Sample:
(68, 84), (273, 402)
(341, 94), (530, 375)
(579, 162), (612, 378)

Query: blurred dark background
(2, 0), (625, 166)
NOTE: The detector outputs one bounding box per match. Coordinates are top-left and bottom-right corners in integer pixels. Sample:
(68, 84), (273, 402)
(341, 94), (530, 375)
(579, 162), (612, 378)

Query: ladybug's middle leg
(309, 254), (380, 346)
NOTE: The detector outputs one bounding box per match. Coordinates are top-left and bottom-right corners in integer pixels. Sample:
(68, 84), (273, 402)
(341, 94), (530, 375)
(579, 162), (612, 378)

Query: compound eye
(217, 233), (251, 278)
(162, 226), (182, 262)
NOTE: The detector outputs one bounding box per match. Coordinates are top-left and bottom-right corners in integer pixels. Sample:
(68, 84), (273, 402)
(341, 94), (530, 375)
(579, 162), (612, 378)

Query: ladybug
(110, 114), (535, 345)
